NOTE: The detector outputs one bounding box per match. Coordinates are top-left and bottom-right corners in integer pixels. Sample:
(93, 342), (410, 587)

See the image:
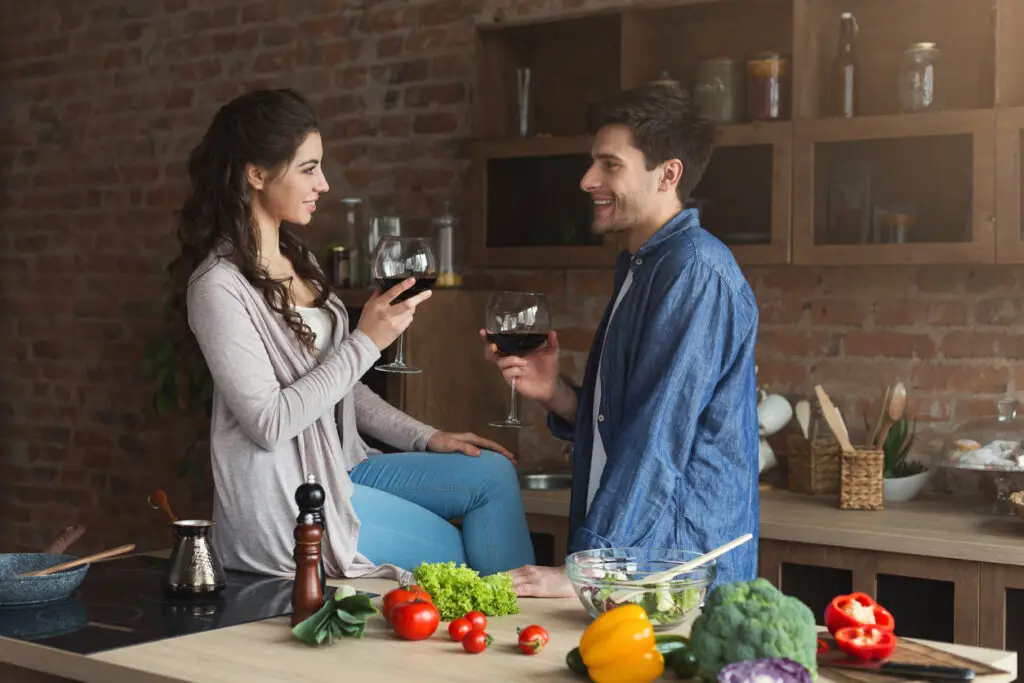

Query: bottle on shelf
(340, 197), (365, 288)
(830, 11), (859, 118)
(434, 200), (462, 288)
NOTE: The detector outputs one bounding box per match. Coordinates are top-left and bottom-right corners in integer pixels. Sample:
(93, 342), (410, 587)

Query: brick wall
(1, 0), (1018, 553)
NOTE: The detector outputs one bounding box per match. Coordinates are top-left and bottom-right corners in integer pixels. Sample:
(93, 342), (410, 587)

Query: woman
(168, 88), (535, 580)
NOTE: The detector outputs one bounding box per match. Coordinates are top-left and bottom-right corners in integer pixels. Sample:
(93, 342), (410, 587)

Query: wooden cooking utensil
(41, 524), (85, 555)
(814, 385), (854, 452)
(875, 382), (907, 449)
(869, 385), (892, 448)
(147, 489), (178, 523)
(17, 544), (136, 577)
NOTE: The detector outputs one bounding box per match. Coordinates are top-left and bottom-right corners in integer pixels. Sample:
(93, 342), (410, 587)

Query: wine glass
(370, 236), (437, 374)
(485, 291), (551, 428)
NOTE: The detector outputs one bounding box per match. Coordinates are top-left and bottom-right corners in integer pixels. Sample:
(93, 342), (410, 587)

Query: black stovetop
(0, 555), (338, 655)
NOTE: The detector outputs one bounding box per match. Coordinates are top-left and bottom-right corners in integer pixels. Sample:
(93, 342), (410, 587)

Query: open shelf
(622, 0), (793, 122)
(795, 0), (995, 119)
(476, 13), (621, 138)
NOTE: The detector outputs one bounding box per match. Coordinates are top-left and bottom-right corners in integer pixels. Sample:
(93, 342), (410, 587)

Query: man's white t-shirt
(585, 269), (635, 514)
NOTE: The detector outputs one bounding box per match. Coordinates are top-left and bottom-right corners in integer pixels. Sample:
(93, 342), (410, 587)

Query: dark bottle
(830, 12), (859, 118)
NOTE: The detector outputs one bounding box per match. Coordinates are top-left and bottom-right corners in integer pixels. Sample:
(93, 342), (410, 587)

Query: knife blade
(820, 658), (975, 681)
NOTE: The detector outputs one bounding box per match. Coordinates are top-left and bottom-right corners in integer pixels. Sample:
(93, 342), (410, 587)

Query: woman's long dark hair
(168, 88), (337, 363)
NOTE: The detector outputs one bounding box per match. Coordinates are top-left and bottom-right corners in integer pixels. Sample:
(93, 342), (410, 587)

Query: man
(481, 84), (760, 597)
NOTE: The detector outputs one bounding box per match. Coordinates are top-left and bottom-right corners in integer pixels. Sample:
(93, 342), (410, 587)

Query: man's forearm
(544, 375), (579, 426)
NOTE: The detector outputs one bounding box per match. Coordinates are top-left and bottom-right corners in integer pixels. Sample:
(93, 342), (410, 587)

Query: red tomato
(517, 625), (549, 654)
(391, 600), (440, 641)
(448, 617), (473, 642)
(382, 585), (432, 622)
(464, 611), (487, 631)
(462, 629), (492, 654)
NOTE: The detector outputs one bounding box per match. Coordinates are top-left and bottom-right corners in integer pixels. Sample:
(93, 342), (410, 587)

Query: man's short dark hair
(588, 84), (717, 205)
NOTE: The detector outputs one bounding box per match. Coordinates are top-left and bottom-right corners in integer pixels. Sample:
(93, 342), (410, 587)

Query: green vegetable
(291, 586), (378, 646)
(688, 578), (818, 682)
(656, 633), (690, 659)
(566, 647), (588, 677)
(591, 584), (702, 625)
(671, 648), (701, 679)
(411, 561), (519, 621)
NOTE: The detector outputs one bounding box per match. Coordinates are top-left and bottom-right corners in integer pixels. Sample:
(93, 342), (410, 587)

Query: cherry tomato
(464, 611), (487, 631)
(448, 617), (473, 642)
(517, 624), (549, 654)
(382, 585), (432, 622)
(462, 629), (492, 654)
(391, 599), (440, 641)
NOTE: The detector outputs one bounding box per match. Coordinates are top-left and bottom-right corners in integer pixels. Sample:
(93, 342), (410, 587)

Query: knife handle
(879, 662), (975, 681)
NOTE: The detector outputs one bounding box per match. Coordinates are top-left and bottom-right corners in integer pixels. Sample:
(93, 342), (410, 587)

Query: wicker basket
(840, 448), (884, 510)
(787, 434), (841, 495)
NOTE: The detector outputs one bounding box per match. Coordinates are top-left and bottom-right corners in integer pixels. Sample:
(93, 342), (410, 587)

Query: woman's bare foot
(509, 564), (575, 597)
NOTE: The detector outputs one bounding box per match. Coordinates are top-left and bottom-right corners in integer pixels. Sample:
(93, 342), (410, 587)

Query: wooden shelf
(471, 136), (592, 159)
(470, 0), (1017, 268)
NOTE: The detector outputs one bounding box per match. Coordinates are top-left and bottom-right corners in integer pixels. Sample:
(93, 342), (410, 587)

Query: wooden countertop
(0, 575), (1016, 683)
(521, 487), (1024, 566)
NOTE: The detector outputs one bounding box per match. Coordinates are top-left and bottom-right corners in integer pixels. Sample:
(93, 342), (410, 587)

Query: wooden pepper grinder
(291, 476), (325, 627)
(295, 473), (327, 594)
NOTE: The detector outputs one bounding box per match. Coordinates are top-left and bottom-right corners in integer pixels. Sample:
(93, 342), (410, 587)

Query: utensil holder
(787, 434), (841, 495)
(840, 448), (884, 510)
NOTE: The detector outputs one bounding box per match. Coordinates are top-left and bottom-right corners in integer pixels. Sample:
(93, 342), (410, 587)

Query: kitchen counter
(0, 575), (1017, 683)
(521, 487), (1024, 566)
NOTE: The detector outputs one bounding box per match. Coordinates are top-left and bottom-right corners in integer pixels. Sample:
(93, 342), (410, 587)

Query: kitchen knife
(821, 659), (975, 681)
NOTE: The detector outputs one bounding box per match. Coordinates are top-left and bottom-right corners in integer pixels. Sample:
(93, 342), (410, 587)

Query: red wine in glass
(370, 236), (437, 374)
(373, 276), (438, 304)
(485, 291), (551, 428)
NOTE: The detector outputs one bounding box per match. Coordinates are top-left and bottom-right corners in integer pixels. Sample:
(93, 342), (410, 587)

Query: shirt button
(597, 414), (605, 422)
(635, 257), (643, 265)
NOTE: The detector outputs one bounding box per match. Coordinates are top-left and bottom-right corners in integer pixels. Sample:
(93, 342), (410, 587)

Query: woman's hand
(427, 431), (516, 464)
(356, 278), (432, 350)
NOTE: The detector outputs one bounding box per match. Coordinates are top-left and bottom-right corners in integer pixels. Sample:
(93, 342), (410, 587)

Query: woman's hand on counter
(509, 564), (575, 598)
(427, 431), (517, 464)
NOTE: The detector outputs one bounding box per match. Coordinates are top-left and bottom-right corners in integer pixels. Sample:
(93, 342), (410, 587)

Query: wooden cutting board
(818, 637), (1007, 683)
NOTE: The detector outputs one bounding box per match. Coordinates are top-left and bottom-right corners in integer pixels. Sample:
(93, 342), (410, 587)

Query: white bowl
(883, 469), (932, 502)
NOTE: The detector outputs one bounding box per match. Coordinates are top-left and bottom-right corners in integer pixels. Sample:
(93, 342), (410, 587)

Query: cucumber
(566, 647), (589, 678)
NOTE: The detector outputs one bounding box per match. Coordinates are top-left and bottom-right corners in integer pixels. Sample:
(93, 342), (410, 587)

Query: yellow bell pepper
(578, 604), (665, 683)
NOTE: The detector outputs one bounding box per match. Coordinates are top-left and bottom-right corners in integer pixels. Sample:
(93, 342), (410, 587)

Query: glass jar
(745, 52), (790, 121)
(898, 42), (940, 113)
(694, 58), (742, 124)
(433, 200), (462, 288)
(940, 397), (1024, 515)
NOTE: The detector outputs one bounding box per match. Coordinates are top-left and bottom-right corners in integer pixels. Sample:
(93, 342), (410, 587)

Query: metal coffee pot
(148, 490), (226, 597)
(164, 520), (226, 597)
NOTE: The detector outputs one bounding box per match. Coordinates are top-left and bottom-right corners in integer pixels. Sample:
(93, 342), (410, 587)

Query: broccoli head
(688, 578), (818, 682)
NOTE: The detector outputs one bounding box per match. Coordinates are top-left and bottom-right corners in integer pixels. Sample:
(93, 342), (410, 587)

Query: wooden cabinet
(470, 0), (1023, 267)
(759, 539), (981, 646)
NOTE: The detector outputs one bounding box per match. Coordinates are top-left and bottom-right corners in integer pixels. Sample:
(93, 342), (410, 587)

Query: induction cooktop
(0, 554), (355, 655)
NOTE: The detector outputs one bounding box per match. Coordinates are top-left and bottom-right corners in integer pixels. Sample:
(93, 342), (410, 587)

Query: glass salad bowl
(565, 548), (715, 630)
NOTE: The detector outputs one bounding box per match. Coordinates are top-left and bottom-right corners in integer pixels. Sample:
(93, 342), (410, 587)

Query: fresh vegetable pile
(411, 562), (520, 621)
(688, 578), (818, 682)
(580, 579), (703, 626)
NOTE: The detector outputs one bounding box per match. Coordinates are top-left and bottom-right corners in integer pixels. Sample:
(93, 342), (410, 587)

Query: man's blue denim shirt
(548, 208), (760, 588)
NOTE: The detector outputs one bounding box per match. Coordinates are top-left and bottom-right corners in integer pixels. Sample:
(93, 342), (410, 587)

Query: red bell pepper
(824, 592), (895, 635)
(834, 625), (898, 661)
(817, 638), (830, 655)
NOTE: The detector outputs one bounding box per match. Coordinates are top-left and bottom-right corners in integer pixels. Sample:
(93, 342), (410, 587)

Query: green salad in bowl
(565, 548), (714, 629)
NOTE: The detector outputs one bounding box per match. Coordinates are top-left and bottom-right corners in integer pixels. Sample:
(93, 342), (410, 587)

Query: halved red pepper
(817, 638), (830, 655)
(824, 592), (895, 635)
(834, 625), (897, 661)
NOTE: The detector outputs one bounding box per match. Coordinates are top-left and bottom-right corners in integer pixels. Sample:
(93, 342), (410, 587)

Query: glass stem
(393, 332), (406, 366)
(507, 377), (519, 423)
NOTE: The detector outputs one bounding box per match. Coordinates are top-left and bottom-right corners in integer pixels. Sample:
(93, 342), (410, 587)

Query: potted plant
(881, 414), (931, 502)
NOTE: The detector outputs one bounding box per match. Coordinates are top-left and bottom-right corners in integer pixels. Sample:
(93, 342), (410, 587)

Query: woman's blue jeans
(349, 450), (536, 576)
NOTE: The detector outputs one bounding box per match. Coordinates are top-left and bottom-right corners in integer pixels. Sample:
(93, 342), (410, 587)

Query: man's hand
(480, 329), (561, 404)
(509, 564), (575, 597)
(426, 431), (516, 464)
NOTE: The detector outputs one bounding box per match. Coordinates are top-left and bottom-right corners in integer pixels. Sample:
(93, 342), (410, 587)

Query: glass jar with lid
(898, 42), (941, 113)
(939, 397), (1024, 515)
(745, 51), (790, 121)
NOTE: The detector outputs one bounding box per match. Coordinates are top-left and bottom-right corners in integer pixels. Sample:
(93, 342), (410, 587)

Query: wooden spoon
(814, 385), (854, 452)
(869, 385), (892, 448)
(876, 382), (907, 449)
(18, 543), (136, 577)
(147, 489), (178, 523)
